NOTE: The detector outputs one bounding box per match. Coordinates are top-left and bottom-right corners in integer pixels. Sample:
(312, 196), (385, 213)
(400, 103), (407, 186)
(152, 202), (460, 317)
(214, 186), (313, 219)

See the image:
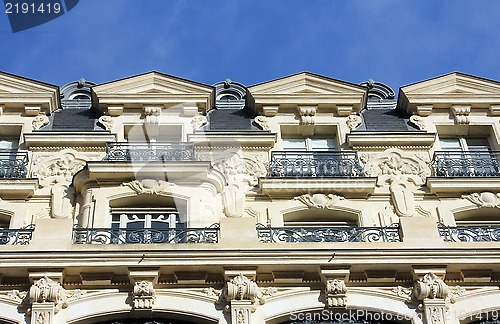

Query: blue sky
(1, 0), (500, 94)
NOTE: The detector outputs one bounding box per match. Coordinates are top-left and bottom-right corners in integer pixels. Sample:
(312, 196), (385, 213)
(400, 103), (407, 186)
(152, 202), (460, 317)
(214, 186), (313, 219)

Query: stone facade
(0, 71), (499, 324)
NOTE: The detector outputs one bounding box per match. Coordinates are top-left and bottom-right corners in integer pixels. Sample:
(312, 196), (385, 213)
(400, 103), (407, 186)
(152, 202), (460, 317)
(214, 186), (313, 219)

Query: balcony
(268, 151), (364, 178)
(0, 225), (35, 245)
(438, 224), (500, 242)
(432, 151), (500, 177)
(256, 224), (401, 243)
(73, 224), (220, 244)
(104, 142), (195, 162)
(0, 150), (28, 179)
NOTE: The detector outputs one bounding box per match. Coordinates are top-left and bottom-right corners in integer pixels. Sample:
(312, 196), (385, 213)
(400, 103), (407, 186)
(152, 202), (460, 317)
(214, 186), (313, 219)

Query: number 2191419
(5, 2), (62, 14)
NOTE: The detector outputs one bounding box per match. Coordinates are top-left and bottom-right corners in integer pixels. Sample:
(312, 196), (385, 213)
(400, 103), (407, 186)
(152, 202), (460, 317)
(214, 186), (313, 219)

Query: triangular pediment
(401, 72), (500, 95)
(248, 72), (367, 95)
(93, 71), (214, 96)
(0, 71), (59, 94)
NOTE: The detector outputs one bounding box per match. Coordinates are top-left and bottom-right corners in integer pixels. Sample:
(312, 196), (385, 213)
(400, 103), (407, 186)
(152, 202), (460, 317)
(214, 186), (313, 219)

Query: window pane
(439, 138), (461, 150)
(309, 138), (336, 150)
(283, 138), (306, 149)
(466, 138), (490, 151)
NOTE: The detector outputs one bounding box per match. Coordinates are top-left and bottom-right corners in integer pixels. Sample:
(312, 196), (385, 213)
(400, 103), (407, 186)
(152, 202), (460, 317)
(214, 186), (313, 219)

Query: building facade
(0, 71), (499, 324)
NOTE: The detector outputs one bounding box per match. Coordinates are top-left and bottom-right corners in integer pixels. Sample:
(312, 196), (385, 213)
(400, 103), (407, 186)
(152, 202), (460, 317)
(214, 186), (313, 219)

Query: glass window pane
(283, 138), (306, 149)
(439, 138), (461, 150)
(466, 138), (490, 151)
(309, 138), (336, 150)
(0, 139), (17, 149)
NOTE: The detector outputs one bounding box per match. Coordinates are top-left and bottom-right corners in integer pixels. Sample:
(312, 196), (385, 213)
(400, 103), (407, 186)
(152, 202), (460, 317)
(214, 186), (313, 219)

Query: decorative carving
(33, 149), (87, 188)
(50, 184), (72, 219)
(346, 114), (362, 131)
(213, 153), (266, 218)
(191, 115), (207, 130)
(254, 116), (270, 130)
(363, 149), (431, 217)
(132, 280), (156, 309)
(144, 106), (162, 124)
(297, 106), (316, 125)
(221, 274), (276, 312)
(0, 289), (27, 303)
(97, 115), (114, 131)
(294, 193), (344, 209)
(123, 179), (176, 195)
(447, 285), (465, 304)
(28, 277), (67, 313)
(325, 279), (347, 307)
(35, 311), (50, 324)
(462, 192), (500, 208)
(413, 272), (449, 301)
(378, 205), (398, 226)
(451, 105), (471, 125)
(392, 286), (413, 302)
(32, 114), (49, 130)
(409, 115), (427, 130)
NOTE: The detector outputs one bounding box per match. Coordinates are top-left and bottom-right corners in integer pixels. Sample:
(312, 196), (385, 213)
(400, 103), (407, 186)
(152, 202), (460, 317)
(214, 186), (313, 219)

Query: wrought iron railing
(432, 151), (500, 177)
(104, 142), (195, 161)
(438, 224), (500, 242)
(0, 150), (28, 179)
(256, 224), (401, 243)
(73, 224), (220, 244)
(268, 151), (364, 177)
(0, 225), (35, 245)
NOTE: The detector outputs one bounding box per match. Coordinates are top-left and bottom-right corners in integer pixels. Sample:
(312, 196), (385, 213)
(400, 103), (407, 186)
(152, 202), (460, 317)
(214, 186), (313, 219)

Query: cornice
(347, 132), (436, 150)
(24, 132), (116, 149)
(188, 132), (277, 150)
(426, 178), (500, 194)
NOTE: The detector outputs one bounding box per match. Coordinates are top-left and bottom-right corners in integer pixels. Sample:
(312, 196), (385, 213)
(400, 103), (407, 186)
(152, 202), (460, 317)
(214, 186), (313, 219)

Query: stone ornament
(451, 105), (471, 125)
(294, 193), (344, 209)
(191, 115), (207, 130)
(462, 192), (500, 208)
(413, 272), (449, 301)
(219, 274), (277, 312)
(325, 279), (347, 307)
(213, 153), (266, 218)
(28, 277), (66, 313)
(363, 149), (431, 217)
(132, 280), (156, 309)
(297, 106), (316, 125)
(144, 106), (162, 124)
(33, 149), (87, 188)
(346, 114), (362, 131)
(32, 114), (49, 130)
(254, 116), (270, 130)
(409, 115), (427, 130)
(123, 179), (175, 195)
(97, 115), (114, 131)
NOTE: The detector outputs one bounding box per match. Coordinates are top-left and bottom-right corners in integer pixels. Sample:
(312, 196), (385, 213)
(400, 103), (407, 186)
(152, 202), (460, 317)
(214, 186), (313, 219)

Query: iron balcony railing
(432, 151), (500, 177)
(268, 151), (364, 178)
(256, 224), (401, 243)
(438, 224), (500, 242)
(0, 225), (35, 245)
(104, 142), (195, 162)
(73, 224), (220, 244)
(0, 150), (28, 179)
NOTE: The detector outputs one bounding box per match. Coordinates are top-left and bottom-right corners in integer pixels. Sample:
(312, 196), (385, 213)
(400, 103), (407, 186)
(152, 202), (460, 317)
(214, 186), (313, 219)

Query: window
(110, 207), (185, 244)
(282, 137), (337, 151)
(276, 137), (358, 177)
(436, 137), (499, 177)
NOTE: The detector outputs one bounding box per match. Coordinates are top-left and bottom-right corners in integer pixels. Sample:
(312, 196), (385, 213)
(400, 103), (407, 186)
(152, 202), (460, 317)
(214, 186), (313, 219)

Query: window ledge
(427, 177), (500, 194)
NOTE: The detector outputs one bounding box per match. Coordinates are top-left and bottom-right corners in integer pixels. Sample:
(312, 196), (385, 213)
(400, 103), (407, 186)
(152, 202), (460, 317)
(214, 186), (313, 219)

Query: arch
(259, 289), (418, 324)
(60, 292), (223, 324)
(451, 288), (500, 323)
(280, 202), (362, 227)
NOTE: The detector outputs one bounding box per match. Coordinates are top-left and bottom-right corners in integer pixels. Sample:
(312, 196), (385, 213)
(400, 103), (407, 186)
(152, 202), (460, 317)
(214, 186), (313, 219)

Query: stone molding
(97, 115), (114, 131)
(191, 115), (207, 130)
(346, 114), (362, 131)
(254, 116), (270, 130)
(122, 179), (176, 195)
(132, 280), (156, 309)
(409, 115), (427, 130)
(32, 114), (49, 131)
(462, 192), (500, 208)
(293, 193), (344, 209)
